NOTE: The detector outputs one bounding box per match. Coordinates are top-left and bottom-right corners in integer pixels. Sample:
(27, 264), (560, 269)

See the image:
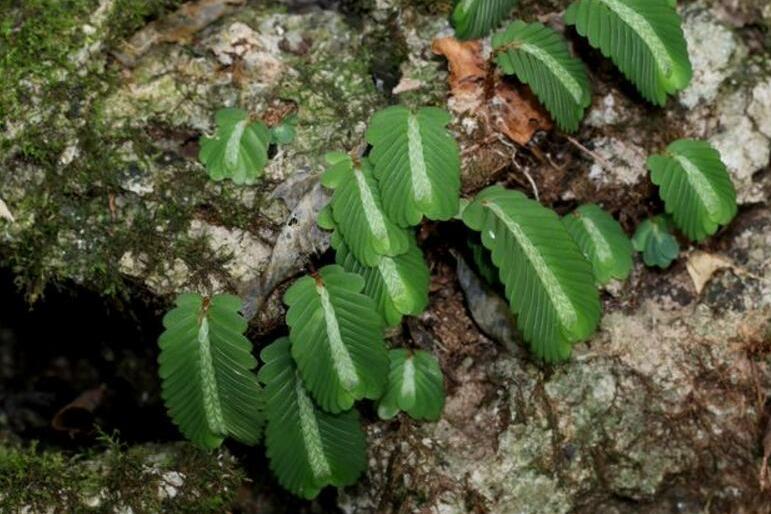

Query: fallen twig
(496, 134), (539, 201)
(565, 135), (614, 172)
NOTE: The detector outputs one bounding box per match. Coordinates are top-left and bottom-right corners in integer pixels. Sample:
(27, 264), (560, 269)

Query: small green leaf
(492, 20), (591, 132)
(158, 293), (264, 450)
(647, 139), (737, 242)
(378, 349), (445, 421)
(632, 215), (680, 268)
(562, 204), (633, 284)
(451, 0), (520, 40)
(270, 114), (297, 145)
(317, 204), (335, 231)
(322, 157), (410, 266)
(462, 186), (601, 362)
(366, 105), (461, 226)
(199, 108), (271, 185)
(284, 265), (389, 413)
(565, 0), (692, 105)
(258, 338), (367, 499)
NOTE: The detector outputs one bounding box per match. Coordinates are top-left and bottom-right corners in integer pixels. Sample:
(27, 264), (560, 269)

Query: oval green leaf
(565, 0), (692, 105)
(258, 338), (367, 499)
(647, 139), (737, 242)
(492, 20), (591, 132)
(158, 293), (264, 450)
(366, 106), (461, 227)
(562, 204), (634, 284)
(462, 186), (601, 362)
(632, 215), (680, 268)
(322, 155), (410, 266)
(199, 108), (271, 185)
(377, 349), (445, 421)
(284, 265), (389, 413)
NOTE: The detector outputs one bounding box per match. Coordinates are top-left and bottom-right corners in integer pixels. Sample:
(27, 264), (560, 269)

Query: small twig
(565, 135), (613, 171)
(496, 134), (539, 201)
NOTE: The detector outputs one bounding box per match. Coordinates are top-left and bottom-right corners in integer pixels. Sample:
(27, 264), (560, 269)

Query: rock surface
(1, 0), (770, 513)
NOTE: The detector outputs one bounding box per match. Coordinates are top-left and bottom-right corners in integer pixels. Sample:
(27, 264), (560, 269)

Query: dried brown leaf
(432, 36), (551, 145)
(686, 251), (734, 294)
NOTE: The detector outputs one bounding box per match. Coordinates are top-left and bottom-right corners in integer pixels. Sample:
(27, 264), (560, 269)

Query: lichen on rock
(0, 1), (393, 302)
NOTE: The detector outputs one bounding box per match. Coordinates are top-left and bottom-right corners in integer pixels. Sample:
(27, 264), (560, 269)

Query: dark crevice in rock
(0, 268), (172, 447)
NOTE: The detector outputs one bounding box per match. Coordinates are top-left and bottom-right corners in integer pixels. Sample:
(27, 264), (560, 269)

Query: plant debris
(432, 36), (552, 145)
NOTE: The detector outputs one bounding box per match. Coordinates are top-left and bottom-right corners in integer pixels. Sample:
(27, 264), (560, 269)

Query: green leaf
(258, 338), (367, 499)
(468, 238), (499, 286)
(270, 114), (297, 145)
(492, 21), (591, 132)
(284, 265), (389, 413)
(451, 0), (520, 40)
(647, 139), (737, 242)
(334, 229), (430, 327)
(366, 106), (461, 226)
(378, 349), (445, 421)
(322, 155), (410, 266)
(199, 108), (271, 185)
(562, 204), (633, 284)
(158, 293), (263, 450)
(632, 215), (680, 268)
(565, 0), (692, 106)
(462, 186), (601, 362)
(317, 203), (335, 231)
(320, 209), (430, 327)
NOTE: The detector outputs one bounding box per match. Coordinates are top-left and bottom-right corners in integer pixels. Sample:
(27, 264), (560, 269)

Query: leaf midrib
(407, 114), (434, 204)
(197, 316), (226, 434)
(399, 356), (416, 403)
(598, 0), (673, 76)
(353, 169), (389, 242)
(295, 375), (332, 480)
(518, 40), (584, 104)
(580, 216), (614, 264)
(377, 256), (409, 310)
(224, 120), (248, 170)
(316, 283), (360, 391)
(671, 154), (722, 216)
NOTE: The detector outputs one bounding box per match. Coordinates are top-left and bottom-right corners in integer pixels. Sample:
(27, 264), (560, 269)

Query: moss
(278, 51), (385, 157)
(2, 2), (395, 300)
(0, 0), (95, 119)
(268, 9), (399, 166)
(0, 435), (244, 512)
(0, 0), (198, 299)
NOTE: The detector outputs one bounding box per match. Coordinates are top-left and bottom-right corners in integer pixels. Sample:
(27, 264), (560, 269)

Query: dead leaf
(431, 37), (487, 113)
(52, 385), (107, 436)
(491, 83), (552, 146)
(0, 197), (14, 223)
(241, 169), (330, 320)
(432, 36), (551, 145)
(431, 38), (486, 84)
(686, 251), (734, 294)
